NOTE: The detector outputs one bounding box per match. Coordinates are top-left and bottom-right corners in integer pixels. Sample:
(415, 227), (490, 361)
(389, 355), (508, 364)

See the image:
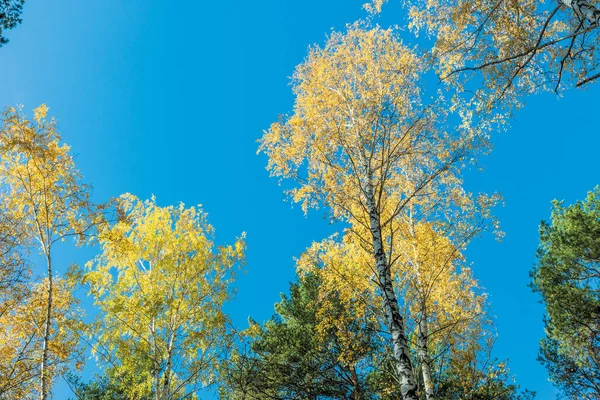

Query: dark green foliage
(0, 1), (24, 46)
(531, 187), (600, 399)
(220, 273), (388, 399)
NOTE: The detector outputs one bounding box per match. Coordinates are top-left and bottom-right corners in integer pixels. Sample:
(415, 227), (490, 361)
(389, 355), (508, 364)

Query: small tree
(84, 194), (245, 400)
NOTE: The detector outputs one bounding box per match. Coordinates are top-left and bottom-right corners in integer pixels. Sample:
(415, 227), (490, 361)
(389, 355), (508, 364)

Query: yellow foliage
(259, 24), (497, 243)
(298, 221), (487, 371)
(85, 194), (245, 398)
(0, 105), (95, 399)
(0, 105), (94, 249)
(0, 279), (84, 399)
(366, 0), (588, 95)
(260, 25), (500, 397)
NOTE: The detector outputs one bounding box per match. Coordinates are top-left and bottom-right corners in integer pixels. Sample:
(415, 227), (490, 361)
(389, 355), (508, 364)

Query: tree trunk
(561, 0), (600, 24)
(418, 317), (435, 400)
(408, 216), (435, 400)
(39, 252), (53, 400)
(151, 318), (161, 400)
(350, 365), (361, 400)
(366, 186), (417, 400)
(161, 330), (176, 400)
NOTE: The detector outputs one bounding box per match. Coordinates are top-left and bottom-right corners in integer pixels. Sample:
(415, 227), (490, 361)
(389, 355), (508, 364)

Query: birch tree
(0, 105), (97, 400)
(83, 194), (245, 400)
(259, 24), (500, 399)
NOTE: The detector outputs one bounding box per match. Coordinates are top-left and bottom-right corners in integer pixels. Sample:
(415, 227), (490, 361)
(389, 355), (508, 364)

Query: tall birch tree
(259, 25), (499, 399)
(0, 105), (97, 400)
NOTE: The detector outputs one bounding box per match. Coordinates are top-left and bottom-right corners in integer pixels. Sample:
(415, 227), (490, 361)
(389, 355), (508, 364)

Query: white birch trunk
(418, 317), (435, 400)
(407, 216), (435, 400)
(161, 330), (176, 400)
(39, 252), (53, 400)
(366, 184), (417, 400)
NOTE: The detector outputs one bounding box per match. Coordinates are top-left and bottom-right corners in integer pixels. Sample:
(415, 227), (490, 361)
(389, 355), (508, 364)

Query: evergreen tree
(532, 187), (600, 399)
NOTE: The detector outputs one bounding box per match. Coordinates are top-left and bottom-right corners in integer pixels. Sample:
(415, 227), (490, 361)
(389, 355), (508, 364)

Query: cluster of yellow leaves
(364, 0), (386, 14)
(84, 194), (245, 399)
(0, 279), (84, 399)
(261, 25), (424, 216)
(391, 221), (487, 362)
(259, 24), (496, 239)
(0, 105), (96, 250)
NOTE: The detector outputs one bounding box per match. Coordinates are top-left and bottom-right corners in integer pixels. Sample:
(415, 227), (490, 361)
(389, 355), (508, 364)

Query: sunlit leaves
(259, 25), (497, 246)
(0, 105), (95, 399)
(0, 278), (84, 399)
(84, 194), (245, 399)
(0, 105), (97, 249)
(366, 0), (600, 97)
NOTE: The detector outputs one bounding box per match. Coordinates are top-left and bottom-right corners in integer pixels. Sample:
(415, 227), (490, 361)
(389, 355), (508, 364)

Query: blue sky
(2, 1), (599, 398)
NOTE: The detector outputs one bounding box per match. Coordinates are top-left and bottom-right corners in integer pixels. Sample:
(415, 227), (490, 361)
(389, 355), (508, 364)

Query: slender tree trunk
(39, 252), (53, 400)
(417, 316), (435, 400)
(350, 365), (361, 400)
(408, 216), (435, 400)
(366, 185), (417, 400)
(151, 318), (161, 400)
(162, 330), (176, 400)
(561, 0), (600, 24)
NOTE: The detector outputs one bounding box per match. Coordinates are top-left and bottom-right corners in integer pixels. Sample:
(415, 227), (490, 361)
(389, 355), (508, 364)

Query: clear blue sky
(1, 1), (599, 398)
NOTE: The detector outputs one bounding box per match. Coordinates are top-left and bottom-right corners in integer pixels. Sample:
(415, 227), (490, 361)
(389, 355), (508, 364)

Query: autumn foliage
(2, 0), (596, 396)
